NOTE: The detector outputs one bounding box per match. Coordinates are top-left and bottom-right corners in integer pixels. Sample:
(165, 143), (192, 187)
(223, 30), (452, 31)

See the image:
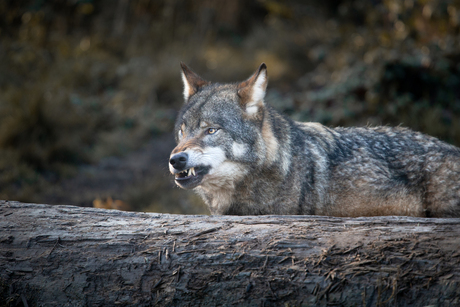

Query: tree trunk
(1, 201), (459, 306)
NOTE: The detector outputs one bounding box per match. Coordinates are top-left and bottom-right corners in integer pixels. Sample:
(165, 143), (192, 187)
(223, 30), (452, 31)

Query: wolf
(169, 63), (460, 217)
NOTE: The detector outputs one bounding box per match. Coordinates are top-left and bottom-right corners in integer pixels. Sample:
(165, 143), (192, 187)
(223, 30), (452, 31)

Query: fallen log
(1, 201), (459, 306)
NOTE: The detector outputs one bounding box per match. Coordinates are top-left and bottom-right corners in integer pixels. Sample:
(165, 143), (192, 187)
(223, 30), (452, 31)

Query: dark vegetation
(1, 0), (460, 213)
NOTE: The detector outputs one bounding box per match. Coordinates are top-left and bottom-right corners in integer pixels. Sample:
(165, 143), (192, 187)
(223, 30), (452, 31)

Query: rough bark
(1, 201), (459, 306)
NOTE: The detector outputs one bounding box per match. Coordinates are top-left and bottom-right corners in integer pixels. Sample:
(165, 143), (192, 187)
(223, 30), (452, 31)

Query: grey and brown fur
(169, 63), (460, 217)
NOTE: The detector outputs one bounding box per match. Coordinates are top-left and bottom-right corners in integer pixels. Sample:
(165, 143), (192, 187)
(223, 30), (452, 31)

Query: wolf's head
(169, 63), (276, 190)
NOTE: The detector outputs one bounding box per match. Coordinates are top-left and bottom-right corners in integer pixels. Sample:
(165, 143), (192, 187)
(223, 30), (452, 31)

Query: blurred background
(1, 0), (460, 214)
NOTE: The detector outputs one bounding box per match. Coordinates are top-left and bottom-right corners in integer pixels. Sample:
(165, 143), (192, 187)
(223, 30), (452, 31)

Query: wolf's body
(169, 63), (460, 217)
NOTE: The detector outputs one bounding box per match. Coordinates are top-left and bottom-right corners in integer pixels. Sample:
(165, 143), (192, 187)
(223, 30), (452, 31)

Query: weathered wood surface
(1, 201), (460, 306)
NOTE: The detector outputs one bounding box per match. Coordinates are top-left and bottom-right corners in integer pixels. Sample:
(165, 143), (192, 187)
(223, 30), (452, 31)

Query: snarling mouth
(174, 166), (209, 189)
(175, 167), (198, 180)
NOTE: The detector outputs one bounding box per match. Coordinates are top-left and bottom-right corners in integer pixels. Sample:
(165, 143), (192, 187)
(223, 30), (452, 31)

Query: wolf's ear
(180, 62), (209, 102)
(237, 63), (268, 116)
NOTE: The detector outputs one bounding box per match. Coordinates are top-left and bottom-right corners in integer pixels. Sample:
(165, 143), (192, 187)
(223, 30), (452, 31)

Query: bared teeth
(175, 167), (196, 178)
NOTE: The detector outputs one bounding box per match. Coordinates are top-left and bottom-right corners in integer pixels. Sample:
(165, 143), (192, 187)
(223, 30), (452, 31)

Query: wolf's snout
(170, 152), (188, 170)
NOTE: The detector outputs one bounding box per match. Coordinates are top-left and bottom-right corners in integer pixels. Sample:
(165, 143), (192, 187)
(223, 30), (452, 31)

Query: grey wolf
(169, 63), (460, 217)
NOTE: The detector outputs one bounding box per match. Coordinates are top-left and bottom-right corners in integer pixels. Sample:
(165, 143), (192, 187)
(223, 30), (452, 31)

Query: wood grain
(1, 201), (459, 306)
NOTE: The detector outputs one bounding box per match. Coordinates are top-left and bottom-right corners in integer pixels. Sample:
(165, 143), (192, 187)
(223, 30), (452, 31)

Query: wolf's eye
(206, 128), (219, 135)
(178, 129), (183, 139)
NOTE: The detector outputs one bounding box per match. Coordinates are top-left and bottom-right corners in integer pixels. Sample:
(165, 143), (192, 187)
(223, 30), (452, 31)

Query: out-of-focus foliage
(1, 0), (460, 213)
(283, 0), (460, 146)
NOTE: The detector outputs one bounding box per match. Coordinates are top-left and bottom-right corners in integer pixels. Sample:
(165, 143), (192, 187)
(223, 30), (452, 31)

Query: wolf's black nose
(170, 152), (188, 170)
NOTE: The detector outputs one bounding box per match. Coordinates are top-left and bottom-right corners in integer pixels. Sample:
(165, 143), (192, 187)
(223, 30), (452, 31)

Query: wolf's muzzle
(169, 151), (209, 189)
(169, 152), (188, 171)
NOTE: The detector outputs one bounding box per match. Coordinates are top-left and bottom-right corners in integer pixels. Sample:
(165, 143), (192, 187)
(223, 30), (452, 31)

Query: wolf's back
(291, 123), (460, 217)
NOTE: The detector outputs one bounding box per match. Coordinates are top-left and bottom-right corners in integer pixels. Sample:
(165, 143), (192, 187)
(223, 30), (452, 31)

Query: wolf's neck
(260, 106), (294, 176)
(195, 185), (235, 215)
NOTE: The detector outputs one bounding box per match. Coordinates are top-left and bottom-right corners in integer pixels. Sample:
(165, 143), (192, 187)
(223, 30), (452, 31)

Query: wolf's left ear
(180, 62), (209, 102)
(237, 63), (268, 116)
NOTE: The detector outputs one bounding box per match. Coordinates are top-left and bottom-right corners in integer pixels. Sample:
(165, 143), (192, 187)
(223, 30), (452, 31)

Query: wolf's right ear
(180, 63), (209, 102)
